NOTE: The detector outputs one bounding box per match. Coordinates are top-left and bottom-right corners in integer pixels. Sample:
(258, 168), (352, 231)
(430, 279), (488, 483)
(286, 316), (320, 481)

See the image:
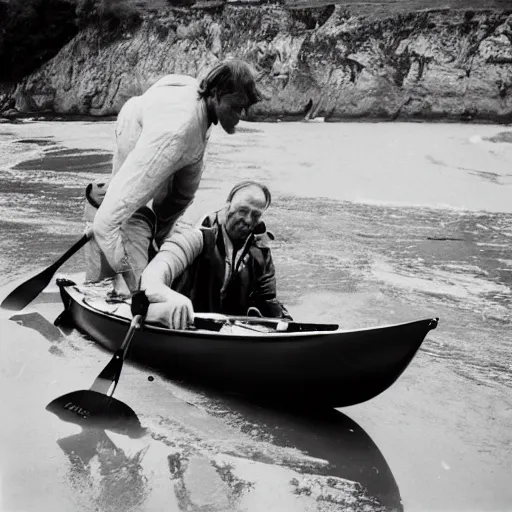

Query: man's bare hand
(143, 284), (194, 330)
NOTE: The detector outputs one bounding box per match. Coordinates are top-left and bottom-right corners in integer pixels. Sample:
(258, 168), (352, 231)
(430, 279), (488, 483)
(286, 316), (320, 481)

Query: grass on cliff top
(286, 0), (511, 12)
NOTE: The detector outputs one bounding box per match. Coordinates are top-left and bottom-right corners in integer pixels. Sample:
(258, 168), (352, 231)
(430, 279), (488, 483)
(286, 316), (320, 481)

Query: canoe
(56, 279), (438, 408)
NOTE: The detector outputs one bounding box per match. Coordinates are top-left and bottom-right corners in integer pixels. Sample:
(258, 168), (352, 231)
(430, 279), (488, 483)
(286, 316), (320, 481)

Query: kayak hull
(59, 282), (438, 408)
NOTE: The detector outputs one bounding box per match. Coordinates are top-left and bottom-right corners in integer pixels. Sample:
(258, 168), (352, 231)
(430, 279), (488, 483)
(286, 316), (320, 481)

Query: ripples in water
(1, 128), (511, 392)
(265, 197), (512, 389)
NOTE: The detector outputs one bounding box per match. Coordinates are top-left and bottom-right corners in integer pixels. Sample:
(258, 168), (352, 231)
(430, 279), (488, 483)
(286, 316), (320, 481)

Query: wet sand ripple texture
(1, 120), (511, 511)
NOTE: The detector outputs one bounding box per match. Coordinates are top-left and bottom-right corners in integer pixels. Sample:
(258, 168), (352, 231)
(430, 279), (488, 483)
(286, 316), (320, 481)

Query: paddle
(192, 312), (339, 333)
(1, 232), (91, 311)
(46, 290), (149, 430)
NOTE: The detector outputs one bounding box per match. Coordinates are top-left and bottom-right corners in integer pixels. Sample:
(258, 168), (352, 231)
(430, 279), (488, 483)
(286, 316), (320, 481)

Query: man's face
(214, 91), (250, 134)
(225, 187), (267, 243)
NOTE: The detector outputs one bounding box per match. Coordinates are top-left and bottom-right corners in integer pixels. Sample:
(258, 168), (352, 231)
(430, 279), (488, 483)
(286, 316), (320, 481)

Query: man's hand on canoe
(142, 283), (195, 330)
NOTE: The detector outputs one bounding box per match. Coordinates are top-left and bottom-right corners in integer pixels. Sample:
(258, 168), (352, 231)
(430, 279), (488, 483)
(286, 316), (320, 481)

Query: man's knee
(121, 208), (156, 277)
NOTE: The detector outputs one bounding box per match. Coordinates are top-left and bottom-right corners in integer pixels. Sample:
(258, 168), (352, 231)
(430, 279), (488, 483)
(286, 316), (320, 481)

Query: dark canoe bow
(56, 280), (438, 408)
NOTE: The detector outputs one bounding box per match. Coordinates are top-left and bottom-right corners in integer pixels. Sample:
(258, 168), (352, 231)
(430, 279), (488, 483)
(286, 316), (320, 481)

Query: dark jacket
(171, 212), (291, 319)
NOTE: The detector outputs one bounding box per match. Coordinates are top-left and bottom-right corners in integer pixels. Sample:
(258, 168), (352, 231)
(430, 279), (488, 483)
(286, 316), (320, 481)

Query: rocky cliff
(5, 4), (512, 122)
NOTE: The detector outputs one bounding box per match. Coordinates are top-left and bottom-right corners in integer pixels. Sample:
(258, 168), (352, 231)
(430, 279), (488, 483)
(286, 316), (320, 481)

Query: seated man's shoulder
(194, 213), (219, 250)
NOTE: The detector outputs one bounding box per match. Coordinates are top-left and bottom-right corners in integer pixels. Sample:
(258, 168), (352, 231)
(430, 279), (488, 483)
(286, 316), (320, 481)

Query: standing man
(84, 59), (263, 293)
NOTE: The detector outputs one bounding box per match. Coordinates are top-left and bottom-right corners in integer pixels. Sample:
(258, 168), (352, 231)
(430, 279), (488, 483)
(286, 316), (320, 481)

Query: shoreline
(2, 111), (512, 127)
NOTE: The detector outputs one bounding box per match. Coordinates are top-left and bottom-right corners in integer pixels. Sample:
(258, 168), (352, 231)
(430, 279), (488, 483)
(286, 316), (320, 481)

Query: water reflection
(167, 386), (402, 511)
(167, 452), (252, 512)
(57, 428), (149, 512)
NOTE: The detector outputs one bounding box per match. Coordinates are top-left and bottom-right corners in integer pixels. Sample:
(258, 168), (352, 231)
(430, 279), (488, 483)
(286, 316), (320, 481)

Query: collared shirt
(219, 224), (252, 299)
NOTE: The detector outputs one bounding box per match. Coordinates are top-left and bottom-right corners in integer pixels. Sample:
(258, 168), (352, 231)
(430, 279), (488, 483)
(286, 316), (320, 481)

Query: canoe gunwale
(65, 284), (438, 342)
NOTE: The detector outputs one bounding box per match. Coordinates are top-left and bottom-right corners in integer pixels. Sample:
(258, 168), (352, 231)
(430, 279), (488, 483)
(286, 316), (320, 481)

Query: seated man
(140, 181), (292, 329)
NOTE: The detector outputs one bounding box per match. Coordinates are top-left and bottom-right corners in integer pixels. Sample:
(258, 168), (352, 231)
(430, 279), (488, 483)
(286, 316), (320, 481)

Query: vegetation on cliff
(0, 0), (186, 83)
(0, 0), (77, 82)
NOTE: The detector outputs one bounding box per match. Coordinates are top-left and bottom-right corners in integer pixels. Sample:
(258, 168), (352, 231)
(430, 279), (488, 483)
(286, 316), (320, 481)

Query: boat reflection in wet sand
(183, 388), (404, 510)
(55, 395), (402, 511)
(56, 428), (150, 512)
(56, 279), (438, 408)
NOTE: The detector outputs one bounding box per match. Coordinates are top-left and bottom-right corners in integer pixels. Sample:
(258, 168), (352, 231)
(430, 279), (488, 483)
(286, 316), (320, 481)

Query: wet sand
(0, 301), (403, 512)
(1, 120), (512, 511)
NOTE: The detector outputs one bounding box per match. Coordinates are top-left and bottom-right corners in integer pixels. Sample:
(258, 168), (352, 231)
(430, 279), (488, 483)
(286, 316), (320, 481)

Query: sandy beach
(1, 119), (511, 511)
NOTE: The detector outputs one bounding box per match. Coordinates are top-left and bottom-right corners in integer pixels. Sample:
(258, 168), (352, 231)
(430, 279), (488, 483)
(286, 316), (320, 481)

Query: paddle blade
(1, 266), (56, 311)
(46, 390), (145, 437)
(1, 234), (89, 312)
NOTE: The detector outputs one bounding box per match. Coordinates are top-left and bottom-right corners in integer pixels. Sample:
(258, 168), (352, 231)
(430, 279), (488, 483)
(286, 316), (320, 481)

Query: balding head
(229, 185), (266, 209)
(226, 181), (271, 209)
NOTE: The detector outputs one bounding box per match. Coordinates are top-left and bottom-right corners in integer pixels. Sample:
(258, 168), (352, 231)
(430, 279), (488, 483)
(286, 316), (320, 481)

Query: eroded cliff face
(7, 6), (512, 122)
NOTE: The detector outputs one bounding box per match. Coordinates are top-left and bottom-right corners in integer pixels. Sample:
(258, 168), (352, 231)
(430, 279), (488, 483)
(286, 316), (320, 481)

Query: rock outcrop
(5, 5), (512, 122)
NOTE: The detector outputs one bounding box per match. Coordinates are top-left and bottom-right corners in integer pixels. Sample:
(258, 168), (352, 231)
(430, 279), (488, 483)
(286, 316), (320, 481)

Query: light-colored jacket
(93, 74), (211, 278)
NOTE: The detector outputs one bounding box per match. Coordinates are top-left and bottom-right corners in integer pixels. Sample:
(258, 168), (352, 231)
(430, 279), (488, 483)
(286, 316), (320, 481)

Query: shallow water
(0, 120), (511, 511)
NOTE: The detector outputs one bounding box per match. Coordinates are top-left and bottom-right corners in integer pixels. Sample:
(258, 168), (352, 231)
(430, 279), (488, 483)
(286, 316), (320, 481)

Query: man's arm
(141, 226), (204, 291)
(139, 226), (204, 330)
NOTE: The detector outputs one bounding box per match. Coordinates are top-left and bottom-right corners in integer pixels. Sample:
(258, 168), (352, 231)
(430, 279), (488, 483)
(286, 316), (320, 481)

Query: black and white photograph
(0, 0), (511, 510)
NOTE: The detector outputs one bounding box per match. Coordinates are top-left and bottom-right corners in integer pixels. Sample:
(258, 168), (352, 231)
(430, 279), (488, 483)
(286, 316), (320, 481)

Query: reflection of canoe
(192, 391), (403, 510)
(57, 280), (438, 408)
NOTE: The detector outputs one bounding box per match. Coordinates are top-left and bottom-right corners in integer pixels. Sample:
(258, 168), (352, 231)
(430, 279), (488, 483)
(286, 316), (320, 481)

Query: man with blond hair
(84, 60), (264, 294)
